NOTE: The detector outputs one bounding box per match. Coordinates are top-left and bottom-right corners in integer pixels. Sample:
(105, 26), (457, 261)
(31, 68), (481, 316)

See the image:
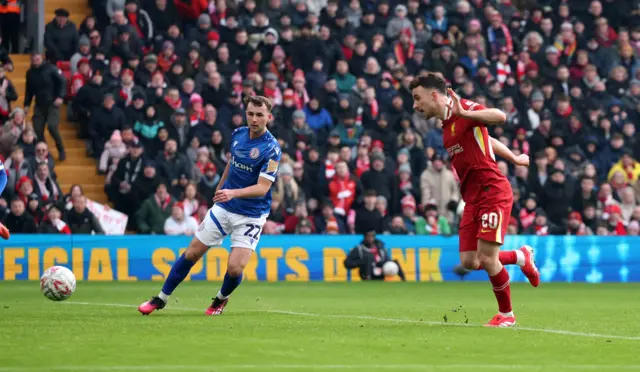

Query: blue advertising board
(0, 235), (638, 283)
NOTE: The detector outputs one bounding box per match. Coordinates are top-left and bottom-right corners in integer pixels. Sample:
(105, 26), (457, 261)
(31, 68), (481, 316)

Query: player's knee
(227, 263), (245, 277)
(184, 240), (208, 262)
(477, 252), (498, 268)
(460, 256), (480, 270)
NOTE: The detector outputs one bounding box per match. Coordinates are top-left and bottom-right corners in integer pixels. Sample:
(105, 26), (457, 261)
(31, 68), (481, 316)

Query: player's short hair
(244, 95), (273, 112)
(408, 72), (447, 94)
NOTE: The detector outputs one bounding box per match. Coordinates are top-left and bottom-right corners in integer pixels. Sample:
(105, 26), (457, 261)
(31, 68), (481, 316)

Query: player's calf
(206, 247), (252, 315)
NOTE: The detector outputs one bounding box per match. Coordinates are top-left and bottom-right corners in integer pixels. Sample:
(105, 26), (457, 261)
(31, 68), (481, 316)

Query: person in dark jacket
(44, 8), (79, 62)
(0, 65), (18, 124)
(360, 151), (396, 213)
(155, 138), (191, 196)
(38, 204), (71, 234)
(3, 197), (37, 233)
(88, 93), (126, 156)
(72, 70), (107, 139)
(344, 230), (406, 281)
(23, 53), (67, 160)
(539, 168), (573, 228)
(66, 196), (104, 234)
(107, 140), (144, 219)
(355, 189), (384, 234)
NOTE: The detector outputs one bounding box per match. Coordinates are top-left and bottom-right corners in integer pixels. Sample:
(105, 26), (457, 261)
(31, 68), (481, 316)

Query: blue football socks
(159, 254), (196, 300)
(217, 272), (243, 300)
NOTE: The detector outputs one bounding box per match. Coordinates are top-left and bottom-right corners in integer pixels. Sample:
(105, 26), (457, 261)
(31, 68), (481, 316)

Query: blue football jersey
(217, 127), (281, 218)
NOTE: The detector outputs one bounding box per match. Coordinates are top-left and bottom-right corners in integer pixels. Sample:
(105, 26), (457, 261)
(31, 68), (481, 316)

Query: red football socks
(489, 267), (512, 313)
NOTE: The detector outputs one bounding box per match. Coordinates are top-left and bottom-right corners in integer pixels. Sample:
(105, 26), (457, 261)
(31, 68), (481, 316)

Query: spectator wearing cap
(136, 183), (175, 234)
(132, 158), (159, 203)
(198, 163), (220, 206)
(333, 111), (363, 148)
(88, 93), (125, 156)
(603, 204), (627, 235)
(388, 4), (416, 41)
(290, 110), (316, 148)
(44, 8), (79, 63)
(66, 196), (105, 234)
(157, 40), (178, 73)
(3, 197), (37, 234)
(99, 129), (127, 173)
(70, 36), (93, 74)
(419, 153), (459, 222)
(166, 107), (191, 151)
(123, 91), (147, 126)
(115, 68), (145, 110)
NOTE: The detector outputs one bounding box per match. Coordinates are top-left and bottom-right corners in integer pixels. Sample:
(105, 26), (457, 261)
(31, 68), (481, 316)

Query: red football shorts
(458, 196), (512, 252)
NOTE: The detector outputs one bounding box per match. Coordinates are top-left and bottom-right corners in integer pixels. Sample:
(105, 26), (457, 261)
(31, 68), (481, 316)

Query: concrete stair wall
(7, 0), (108, 204)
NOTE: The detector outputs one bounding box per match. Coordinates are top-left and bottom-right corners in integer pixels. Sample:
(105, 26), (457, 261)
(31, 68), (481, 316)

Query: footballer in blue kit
(139, 95), (281, 316)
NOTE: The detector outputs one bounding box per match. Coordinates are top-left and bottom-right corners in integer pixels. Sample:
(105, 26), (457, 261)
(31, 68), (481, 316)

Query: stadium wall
(0, 235), (638, 283)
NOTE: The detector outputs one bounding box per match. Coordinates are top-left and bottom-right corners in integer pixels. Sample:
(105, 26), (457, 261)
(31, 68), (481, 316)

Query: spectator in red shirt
(328, 161), (357, 217)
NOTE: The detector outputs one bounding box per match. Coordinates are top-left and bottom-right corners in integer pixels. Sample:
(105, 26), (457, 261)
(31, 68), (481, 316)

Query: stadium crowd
(0, 0), (639, 236)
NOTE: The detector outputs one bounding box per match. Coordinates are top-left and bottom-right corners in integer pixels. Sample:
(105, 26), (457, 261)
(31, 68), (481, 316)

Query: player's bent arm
(463, 108), (506, 126)
(232, 177), (273, 199)
(216, 161), (231, 193)
(490, 137), (529, 167)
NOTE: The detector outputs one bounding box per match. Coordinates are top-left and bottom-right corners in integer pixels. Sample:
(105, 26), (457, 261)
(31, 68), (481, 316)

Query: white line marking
(2, 365), (640, 371)
(62, 301), (640, 341)
(4, 365), (640, 371)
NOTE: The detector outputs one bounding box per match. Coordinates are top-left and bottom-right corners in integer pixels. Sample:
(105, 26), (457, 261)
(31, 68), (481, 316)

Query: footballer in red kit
(410, 73), (540, 328)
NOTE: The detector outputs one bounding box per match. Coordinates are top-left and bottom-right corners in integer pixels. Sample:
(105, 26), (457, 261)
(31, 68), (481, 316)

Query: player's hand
(213, 189), (236, 203)
(514, 154), (530, 167)
(447, 88), (467, 118)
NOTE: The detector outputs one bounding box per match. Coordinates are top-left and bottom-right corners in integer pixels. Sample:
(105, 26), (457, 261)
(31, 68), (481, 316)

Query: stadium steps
(8, 52), (109, 204)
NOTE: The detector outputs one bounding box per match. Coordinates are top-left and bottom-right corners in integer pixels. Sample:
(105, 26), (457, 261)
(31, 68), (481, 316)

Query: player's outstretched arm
(213, 177), (272, 203)
(215, 162), (231, 193)
(489, 137), (529, 167)
(448, 88), (506, 125)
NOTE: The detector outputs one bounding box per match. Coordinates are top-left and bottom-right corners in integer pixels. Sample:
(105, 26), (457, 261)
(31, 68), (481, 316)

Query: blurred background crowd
(0, 0), (638, 236)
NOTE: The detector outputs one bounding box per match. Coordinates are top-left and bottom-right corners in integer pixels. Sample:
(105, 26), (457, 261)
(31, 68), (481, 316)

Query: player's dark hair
(244, 95), (273, 112)
(408, 73), (447, 94)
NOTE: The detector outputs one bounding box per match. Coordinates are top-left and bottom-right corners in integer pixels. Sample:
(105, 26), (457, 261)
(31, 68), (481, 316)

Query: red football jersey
(442, 98), (511, 204)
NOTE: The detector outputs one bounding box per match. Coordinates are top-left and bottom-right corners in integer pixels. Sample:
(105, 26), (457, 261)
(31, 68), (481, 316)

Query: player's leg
(0, 166), (10, 240)
(138, 205), (226, 315)
(205, 247), (253, 315)
(477, 238), (516, 327)
(205, 213), (266, 315)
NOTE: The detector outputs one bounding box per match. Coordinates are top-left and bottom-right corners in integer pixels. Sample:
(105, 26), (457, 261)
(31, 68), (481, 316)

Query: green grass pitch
(1, 281), (639, 372)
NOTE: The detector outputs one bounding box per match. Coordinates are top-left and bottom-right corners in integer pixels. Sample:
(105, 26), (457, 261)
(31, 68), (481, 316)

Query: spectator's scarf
(511, 138), (530, 155)
(155, 194), (171, 211)
(519, 208), (536, 230)
(393, 41), (414, 65)
(263, 86), (282, 106)
(487, 23), (513, 55)
(554, 38), (577, 62)
(52, 218), (71, 234)
(164, 95), (183, 110)
(126, 11), (144, 39)
(183, 198), (199, 218)
(35, 175), (59, 202)
(534, 224), (549, 236)
(495, 61), (511, 86)
(355, 156), (370, 177)
(325, 159), (336, 179)
(190, 109), (204, 126)
(69, 72), (91, 97)
(120, 84), (134, 107)
(293, 88), (309, 110)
